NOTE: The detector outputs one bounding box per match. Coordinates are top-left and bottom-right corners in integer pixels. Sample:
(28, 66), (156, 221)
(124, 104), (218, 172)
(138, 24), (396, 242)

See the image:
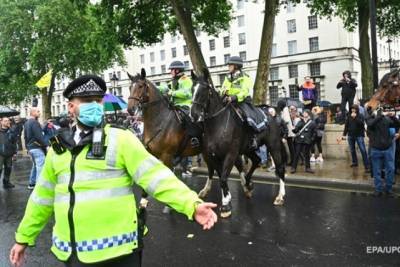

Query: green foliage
(0, 0), (125, 105)
(377, 0), (400, 37)
(82, 0), (233, 47)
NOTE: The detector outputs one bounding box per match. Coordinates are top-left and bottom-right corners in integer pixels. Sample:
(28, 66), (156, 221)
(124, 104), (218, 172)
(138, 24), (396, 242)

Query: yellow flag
(35, 69), (52, 88)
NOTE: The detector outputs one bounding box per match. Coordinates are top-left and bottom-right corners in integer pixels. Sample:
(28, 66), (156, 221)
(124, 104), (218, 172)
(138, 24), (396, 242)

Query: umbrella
(317, 100), (332, 108)
(103, 93), (127, 112)
(0, 105), (20, 118)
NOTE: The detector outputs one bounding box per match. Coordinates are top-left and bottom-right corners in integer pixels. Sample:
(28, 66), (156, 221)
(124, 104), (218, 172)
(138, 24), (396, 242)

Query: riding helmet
(226, 56), (243, 68)
(168, 61), (186, 70)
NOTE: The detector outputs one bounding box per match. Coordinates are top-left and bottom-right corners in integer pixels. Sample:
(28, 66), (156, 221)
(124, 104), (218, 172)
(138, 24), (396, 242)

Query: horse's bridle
(192, 81), (228, 120)
(128, 79), (162, 108)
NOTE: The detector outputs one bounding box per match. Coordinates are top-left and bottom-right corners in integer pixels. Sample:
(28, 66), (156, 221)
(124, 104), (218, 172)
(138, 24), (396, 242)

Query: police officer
(220, 56), (266, 150)
(10, 75), (217, 267)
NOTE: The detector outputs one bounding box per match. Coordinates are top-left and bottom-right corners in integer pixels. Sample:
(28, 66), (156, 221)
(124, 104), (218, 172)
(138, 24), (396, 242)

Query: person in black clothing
(337, 70), (357, 122)
(0, 117), (18, 189)
(366, 104), (400, 197)
(310, 106), (326, 163)
(290, 109), (316, 174)
(339, 104), (369, 171)
(12, 116), (24, 151)
(24, 107), (47, 189)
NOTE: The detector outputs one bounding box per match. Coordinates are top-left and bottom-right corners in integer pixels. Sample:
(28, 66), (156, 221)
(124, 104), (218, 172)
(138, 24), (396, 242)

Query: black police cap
(63, 75), (107, 99)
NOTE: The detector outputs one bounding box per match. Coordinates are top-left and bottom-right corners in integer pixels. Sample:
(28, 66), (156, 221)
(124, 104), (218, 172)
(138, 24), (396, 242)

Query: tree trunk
(358, 0), (374, 98)
(169, 0), (208, 76)
(253, 0), (279, 105)
(41, 72), (56, 119)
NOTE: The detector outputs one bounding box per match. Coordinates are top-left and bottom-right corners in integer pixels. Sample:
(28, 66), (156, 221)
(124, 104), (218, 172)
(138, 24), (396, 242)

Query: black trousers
(292, 143), (311, 169)
(287, 137), (295, 164)
(340, 94), (355, 119)
(64, 251), (142, 267)
(0, 155), (13, 184)
(311, 136), (323, 155)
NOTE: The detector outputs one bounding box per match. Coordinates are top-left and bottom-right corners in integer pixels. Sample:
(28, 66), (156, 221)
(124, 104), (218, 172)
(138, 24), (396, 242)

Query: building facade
(18, 0), (400, 118)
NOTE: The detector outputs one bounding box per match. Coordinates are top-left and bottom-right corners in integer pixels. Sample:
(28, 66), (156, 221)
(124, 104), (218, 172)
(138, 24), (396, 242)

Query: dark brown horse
(127, 69), (248, 212)
(367, 69), (400, 110)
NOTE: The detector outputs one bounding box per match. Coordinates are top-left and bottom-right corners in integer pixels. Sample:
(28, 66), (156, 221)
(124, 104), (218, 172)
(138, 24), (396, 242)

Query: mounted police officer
(220, 56), (267, 150)
(10, 75), (217, 267)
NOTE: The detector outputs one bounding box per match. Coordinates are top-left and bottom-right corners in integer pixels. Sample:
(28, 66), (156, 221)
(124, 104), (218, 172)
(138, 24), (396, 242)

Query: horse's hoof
(220, 203), (232, 218)
(273, 197), (285, 206)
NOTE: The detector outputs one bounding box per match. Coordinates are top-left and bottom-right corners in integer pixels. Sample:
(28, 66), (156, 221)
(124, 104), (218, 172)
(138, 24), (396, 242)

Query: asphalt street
(0, 161), (399, 267)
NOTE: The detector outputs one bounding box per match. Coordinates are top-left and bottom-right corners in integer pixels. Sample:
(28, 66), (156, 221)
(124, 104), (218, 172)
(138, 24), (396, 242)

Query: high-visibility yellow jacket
(15, 125), (202, 263)
(220, 72), (252, 102)
(159, 74), (193, 108)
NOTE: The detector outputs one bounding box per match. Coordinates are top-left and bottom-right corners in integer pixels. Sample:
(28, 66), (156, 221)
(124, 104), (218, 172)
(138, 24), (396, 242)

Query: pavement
(191, 158), (400, 194)
(1, 166), (400, 266)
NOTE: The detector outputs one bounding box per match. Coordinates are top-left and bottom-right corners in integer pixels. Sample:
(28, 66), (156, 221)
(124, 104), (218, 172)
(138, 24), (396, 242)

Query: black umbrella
(0, 105), (20, 118)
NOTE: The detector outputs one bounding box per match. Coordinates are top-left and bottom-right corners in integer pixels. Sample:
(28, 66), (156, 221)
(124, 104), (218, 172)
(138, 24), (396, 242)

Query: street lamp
(387, 39), (393, 70)
(110, 72), (119, 95)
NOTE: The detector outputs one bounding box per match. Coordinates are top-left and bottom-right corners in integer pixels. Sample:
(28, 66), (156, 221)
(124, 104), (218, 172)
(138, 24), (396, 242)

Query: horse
(190, 71), (287, 218)
(367, 69), (400, 110)
(127, 69), (248, 209)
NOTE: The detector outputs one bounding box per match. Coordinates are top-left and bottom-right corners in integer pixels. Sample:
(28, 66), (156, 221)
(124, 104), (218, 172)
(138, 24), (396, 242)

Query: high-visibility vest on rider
(159, 61), (193, 108)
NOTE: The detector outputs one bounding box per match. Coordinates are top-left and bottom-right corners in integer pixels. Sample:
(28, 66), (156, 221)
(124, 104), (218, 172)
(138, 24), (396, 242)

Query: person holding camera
(338, 104), (369, 171)
(337, 70), (357, 121)
(366, 104), (400, 197)
(290, 109), (317, 174)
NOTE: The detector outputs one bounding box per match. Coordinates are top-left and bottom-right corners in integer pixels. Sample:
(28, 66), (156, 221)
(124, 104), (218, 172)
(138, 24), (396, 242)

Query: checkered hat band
(67, 79), (103, 98)
(52, 231), (138, 253)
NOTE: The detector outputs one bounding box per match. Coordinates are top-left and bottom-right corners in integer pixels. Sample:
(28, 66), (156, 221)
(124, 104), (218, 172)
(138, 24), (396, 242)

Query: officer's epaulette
(109, 124), (127, 130)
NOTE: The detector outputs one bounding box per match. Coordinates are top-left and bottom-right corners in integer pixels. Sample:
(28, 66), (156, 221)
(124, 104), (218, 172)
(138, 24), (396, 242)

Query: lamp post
(387, 39), (393, 70)
(110, 72), (119, 95)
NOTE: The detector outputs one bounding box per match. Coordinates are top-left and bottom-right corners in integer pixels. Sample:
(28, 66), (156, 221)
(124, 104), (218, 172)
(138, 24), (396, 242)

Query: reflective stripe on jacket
(220, 72), (252, 102)
(15, 125), (201, 263)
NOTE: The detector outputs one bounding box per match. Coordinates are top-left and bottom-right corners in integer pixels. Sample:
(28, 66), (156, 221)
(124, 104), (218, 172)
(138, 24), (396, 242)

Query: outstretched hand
(194, 202), (218, 230)
(10, 243), (26, 267)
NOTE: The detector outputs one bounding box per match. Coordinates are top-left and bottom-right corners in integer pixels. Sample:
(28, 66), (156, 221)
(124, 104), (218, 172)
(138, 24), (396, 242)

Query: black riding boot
(250, 135), (258, 151)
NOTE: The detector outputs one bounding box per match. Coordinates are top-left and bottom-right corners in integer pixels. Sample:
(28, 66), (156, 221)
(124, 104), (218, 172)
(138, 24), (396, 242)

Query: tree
(0, 0), (125, 118)
(253, 0), (280, 105)
(79, 0), (232, 76)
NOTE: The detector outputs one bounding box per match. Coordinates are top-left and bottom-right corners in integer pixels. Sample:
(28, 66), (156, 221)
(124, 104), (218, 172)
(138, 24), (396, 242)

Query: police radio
(91, 127), (104, 157)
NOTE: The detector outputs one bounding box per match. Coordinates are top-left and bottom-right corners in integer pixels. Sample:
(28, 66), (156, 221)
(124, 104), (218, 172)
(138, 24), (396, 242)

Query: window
(219, 74), (226, 86)
(150, 52), (155, 62)
(237, 15), (245, 27)
(161, 65), (166, 73)
(210, 56), (216, 67)
(171, 35), (176, 43)
(289, 84), (299, 99)
(160, 50), (165, 61)
(271, 43), (277, 57)
(270, 67), (279, 80)
(117, 71), (121, 79)
(195, 30), (201, 37)
(237, 0), (244, 9)
(287, 19), (296, 33)
(288, 65), (298, 78)
(108, 73), (113, 80)
(308, 15), (318, 29)
(171, 47), (177, 58)
(140, 54), (145, 64)
(57, 95), (61, 103)
(287, 1), (295, 13)
(52, 106), (55, 115)
(184, 61), (190, 68)
(239, 51), (247, 61)
(209, 39), (215, 51)
(150, 67), (155, 75)
(198, 42), (201, 49)
(57, 105), (60, 116)
(183, 45), (188, 56)
(224, 54), (231, 64)
(309, 62), (321, 76)
(309, 37), (319, 52)
(238, 33), (246, 45)
(288, 40), (297, 55)
(223, 36), (230, 48)
(269, 86), (279, 106)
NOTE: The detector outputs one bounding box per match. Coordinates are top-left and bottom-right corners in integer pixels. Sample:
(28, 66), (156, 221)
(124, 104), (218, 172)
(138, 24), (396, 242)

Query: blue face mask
(78, 102), (104, 127)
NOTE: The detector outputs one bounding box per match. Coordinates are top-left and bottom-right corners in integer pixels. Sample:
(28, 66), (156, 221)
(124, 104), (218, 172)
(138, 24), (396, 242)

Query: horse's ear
(141, 68), (146, 79)
(191, 70), (197, 81)
(127, 72), (134, 82)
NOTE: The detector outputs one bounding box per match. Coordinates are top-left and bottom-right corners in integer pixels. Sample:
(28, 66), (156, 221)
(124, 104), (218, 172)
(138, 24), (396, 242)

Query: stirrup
(190, 137), (200, 148)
